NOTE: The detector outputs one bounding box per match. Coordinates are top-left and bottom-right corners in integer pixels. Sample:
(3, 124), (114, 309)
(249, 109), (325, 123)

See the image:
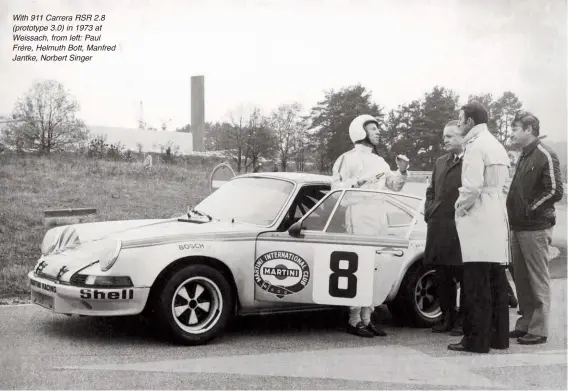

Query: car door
(254, 188), (411, 308)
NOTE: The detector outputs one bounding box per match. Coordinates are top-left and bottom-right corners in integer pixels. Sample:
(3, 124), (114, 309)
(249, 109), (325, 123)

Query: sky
(0, 0), (566, 141)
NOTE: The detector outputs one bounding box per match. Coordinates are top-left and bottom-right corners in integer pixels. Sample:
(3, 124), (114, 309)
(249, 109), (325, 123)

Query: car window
(279, 185), (330, 231)
(195, 177), (295, 225)
(294, 187), (329, 218)
(323, 190), (412, 239)
(301, 191), (341, 231)
(383, 200), (414, 226)
(386, 193), (424, 215)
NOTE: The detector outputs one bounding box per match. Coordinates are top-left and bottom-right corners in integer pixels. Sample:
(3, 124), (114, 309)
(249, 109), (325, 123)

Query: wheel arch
(385, 252), (425, 302)
(143, 255), (240, 315)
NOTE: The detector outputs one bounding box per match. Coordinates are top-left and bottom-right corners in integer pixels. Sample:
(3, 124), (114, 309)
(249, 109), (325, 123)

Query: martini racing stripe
(256, 235), (407, 248)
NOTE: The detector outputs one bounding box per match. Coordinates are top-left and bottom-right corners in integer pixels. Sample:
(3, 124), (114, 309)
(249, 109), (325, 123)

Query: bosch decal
(254, 251), (310, 298)
(178, 243), (204, 250)
(80, 288), (134, 300)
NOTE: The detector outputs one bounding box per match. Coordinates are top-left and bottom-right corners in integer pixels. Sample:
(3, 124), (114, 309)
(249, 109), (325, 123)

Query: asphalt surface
(1, 183), (565, 389)
(0, 278), (566, 390)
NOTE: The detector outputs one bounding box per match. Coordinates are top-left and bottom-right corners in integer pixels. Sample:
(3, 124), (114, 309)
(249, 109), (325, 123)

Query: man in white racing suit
(332, 114), (409, 338)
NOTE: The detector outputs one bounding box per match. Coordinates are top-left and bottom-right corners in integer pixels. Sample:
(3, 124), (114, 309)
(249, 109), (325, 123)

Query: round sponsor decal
(254, 251), (310, 299)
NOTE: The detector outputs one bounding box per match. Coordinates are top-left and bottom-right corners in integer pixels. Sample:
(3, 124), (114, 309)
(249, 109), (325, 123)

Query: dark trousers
(434, 265), (464, 327)
(507, 264), (517, 299)
(462, 263), (509, 353)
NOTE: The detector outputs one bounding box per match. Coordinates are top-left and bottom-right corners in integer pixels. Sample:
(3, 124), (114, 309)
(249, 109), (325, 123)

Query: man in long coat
(424, 120), (465, 335)
(448, 102), (511, 354)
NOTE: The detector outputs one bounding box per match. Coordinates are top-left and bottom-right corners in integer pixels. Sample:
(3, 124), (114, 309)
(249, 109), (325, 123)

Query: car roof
(233, 172), (424, 202)
(237, 172), (332, 184)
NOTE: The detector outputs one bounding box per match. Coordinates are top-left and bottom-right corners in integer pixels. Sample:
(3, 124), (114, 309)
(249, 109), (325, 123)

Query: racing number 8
(328, 251), (358, 298)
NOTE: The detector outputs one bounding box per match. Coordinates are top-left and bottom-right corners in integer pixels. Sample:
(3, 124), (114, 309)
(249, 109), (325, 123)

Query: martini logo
(254, 251), (310, 298)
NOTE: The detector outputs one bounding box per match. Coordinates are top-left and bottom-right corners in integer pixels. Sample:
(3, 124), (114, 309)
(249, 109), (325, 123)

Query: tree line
(180, 85), (524, 172)
(1, 80), (526, 173)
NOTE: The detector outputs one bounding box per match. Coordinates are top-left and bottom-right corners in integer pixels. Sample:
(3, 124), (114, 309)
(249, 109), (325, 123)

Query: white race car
(28, 172), (440, 345)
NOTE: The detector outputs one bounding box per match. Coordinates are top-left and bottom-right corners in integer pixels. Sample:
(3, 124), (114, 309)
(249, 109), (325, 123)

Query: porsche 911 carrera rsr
(28, 171), (440, 345)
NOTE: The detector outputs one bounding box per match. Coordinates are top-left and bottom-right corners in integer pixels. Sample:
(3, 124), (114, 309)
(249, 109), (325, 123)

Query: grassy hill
(0, 152), (220, 298)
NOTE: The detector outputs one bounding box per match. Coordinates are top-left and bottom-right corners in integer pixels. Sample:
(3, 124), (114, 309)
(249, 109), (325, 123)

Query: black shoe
(508, 295), (518, 308)
(447, 341), (469, 352)
(366, 322), (387, 336)
(509, 329), (527, 338)
(449, 326), (464, 336)
(518, 333), (547, 345)
(347, 322), (374, 338)
(432, 322), (452, 333)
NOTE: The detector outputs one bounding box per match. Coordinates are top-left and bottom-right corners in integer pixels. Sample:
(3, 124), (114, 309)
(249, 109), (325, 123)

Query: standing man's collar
(462, 123), (488, 144)
(354, 143), (375, 153)
(447, 151), (464, 163)
(521, 138), (541, 156)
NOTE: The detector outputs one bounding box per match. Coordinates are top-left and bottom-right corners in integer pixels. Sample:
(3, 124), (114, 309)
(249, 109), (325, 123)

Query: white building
(88, 126), (194, 155)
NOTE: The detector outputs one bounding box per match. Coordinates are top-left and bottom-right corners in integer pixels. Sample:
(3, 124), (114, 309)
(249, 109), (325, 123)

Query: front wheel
(154, 264), (234, 345)
(387, 262), (442, 328)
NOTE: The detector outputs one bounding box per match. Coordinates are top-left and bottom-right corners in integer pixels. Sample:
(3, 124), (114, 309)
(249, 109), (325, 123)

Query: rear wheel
(387, 262), (442, 328)
(154, 264), (233, 345)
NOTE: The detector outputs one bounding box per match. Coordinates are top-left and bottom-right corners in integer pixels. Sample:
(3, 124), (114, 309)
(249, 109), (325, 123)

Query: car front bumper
(28, 271), (150, 316)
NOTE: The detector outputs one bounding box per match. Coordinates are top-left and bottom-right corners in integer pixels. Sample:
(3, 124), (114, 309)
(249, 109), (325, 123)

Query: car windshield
(193, 177), (295, 225)
(386, 193), (424, 214)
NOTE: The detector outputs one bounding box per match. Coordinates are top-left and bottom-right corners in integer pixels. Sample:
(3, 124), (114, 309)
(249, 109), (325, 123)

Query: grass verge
(0, 152), (215, 299)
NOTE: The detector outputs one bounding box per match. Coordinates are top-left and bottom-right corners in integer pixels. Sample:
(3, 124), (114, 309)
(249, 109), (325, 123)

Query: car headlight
(98, 239), (122, 272)
(41, 227), (62, 256)
(41, 226), (81, 256)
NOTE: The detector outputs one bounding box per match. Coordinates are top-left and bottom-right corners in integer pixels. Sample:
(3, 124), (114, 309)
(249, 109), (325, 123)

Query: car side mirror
(288, 221), (304, 237)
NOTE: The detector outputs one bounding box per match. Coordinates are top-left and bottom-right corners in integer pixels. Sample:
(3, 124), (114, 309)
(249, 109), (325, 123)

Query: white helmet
(349, 114), (379, 144)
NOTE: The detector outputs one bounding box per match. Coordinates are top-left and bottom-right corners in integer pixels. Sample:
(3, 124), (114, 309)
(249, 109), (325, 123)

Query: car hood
(34, 218), (261, 282)
(54, 218), (260, 243)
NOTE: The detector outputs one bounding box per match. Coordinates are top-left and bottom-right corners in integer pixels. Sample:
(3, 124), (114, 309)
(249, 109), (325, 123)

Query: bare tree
(225, 106), (250, 172)
(2, 80), (89, 154)
(268, 103), (304, 172)
(243, 109), (277, 172)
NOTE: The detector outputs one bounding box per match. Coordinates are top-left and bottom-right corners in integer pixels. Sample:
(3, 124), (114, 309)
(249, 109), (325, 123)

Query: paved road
(1, 279), (566, 390)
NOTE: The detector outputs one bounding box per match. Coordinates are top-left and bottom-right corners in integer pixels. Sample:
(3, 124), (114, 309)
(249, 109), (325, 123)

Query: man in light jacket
(332, 114), (409, 338)
(448, 102), (511, 353)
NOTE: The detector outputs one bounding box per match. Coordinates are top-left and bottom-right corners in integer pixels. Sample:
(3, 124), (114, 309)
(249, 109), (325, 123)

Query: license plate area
(32, 290), (54, 310)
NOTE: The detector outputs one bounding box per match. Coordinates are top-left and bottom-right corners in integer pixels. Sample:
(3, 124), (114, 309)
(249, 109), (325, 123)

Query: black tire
(387, 262), (442, 328)
(154, 264), (234, 345)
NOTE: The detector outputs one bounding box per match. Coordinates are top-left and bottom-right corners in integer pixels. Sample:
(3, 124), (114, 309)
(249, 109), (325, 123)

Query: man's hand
(396, 154), (410, 173)
(456, 207), (467, 217)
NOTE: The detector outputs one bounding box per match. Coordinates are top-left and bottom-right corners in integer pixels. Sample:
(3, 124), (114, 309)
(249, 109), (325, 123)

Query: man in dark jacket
(424, 120), (465, 335)
(506, 110), (564, 345)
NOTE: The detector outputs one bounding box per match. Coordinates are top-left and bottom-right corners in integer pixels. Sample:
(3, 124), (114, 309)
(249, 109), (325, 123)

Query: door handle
(376, 249), (404, 257)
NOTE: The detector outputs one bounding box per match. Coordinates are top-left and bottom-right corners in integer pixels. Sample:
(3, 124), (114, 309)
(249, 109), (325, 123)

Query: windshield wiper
(188, 208), (214, 222)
